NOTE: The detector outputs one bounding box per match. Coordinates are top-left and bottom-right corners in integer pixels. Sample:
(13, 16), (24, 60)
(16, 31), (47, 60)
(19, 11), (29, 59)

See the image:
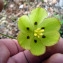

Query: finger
(41, 37), (63, 61)
(12, 39), (24, 52)
(0, 42), (10, 63)
(0, 39), (24, 56)
(20, 37), (63, 63)
(7, 52), (28, 63)
(1, 37), (63, 63)
(43, 53), (63, 63)
(46, 37), (63, 55)
(24, 50), (42, 63)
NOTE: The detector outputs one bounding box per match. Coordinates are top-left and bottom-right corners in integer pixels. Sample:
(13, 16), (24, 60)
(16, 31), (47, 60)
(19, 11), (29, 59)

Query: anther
(27, 27), (29, 30)
(34, 22), (37, 25)
(27, 36), (30, 39)
(41, 27), (45, 29)
(42, 35), (46, 38)
(34, 28), (44, 38)
(34, 40), (37, 43)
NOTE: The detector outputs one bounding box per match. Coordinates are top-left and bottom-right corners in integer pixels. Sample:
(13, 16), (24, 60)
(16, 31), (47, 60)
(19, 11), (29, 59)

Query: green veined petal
(30, 37), (46, 56)
(17, 32), (33, 50)
(18, 15), (33, 32)
(40, 31), (60, 46)
(29, 7), (48, 28)
(38, 17), (61, 32)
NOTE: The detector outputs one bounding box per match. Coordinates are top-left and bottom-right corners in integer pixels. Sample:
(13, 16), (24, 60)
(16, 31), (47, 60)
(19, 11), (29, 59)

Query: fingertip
(43, 53), (63, 63)
(0, 39), (24, 56)
(46, 37), (63, 54)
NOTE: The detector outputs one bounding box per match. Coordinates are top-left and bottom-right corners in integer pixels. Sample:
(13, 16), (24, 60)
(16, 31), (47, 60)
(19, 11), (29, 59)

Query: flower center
(34, 28), (44, 38)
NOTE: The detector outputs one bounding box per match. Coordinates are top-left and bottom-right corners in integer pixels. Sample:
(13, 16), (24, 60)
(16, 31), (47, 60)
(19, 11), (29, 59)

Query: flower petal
(18, 15), (33, 32)
(30, 37), (46, 56)
(17, 32), (33, 49)
(40, 31), (60, 46)
(29, 7), (48, 28)
(38, 17), (61, 32)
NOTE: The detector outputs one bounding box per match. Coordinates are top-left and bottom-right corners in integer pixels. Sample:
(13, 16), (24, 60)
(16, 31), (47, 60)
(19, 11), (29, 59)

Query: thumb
(43, 53), (63, 63)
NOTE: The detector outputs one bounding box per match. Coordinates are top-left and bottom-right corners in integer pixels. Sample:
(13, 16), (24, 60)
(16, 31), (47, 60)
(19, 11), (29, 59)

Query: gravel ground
(0, 1), (63, 39)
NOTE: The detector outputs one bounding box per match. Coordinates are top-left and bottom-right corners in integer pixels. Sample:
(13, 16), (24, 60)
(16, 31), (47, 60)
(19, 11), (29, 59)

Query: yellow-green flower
(17, 7), (61, 56)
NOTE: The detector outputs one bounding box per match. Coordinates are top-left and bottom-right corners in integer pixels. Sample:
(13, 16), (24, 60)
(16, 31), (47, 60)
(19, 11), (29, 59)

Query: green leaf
(18, 15), (33, 32)
(29, 7), (48, 27)
(17, 32), (33, 49)
(38, 17), (61, 32)
(40, 31), (60, 46)
(30, 37), (46, 56)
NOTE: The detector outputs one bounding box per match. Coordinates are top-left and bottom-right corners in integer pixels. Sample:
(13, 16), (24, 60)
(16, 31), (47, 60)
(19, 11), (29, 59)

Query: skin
(0, 37), (63, 63)
(0, 0), (3, 12)
(0, 1), (63, 63)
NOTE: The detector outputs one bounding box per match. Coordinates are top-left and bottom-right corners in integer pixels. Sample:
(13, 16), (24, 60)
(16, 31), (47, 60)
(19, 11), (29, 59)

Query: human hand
(0, 37), (63, 63)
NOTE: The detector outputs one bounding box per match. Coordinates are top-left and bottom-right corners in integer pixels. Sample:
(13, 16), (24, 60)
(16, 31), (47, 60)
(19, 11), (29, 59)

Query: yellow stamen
(34, 28), (44, 38)
(34, 33), (37, 36)
(39, 33), (43, 35)
(38, 36), (40, 38)
(40, 29), (44, 32)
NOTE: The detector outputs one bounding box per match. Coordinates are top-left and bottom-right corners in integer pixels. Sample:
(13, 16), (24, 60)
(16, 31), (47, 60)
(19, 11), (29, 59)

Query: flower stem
(0, 33), (14, 39)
